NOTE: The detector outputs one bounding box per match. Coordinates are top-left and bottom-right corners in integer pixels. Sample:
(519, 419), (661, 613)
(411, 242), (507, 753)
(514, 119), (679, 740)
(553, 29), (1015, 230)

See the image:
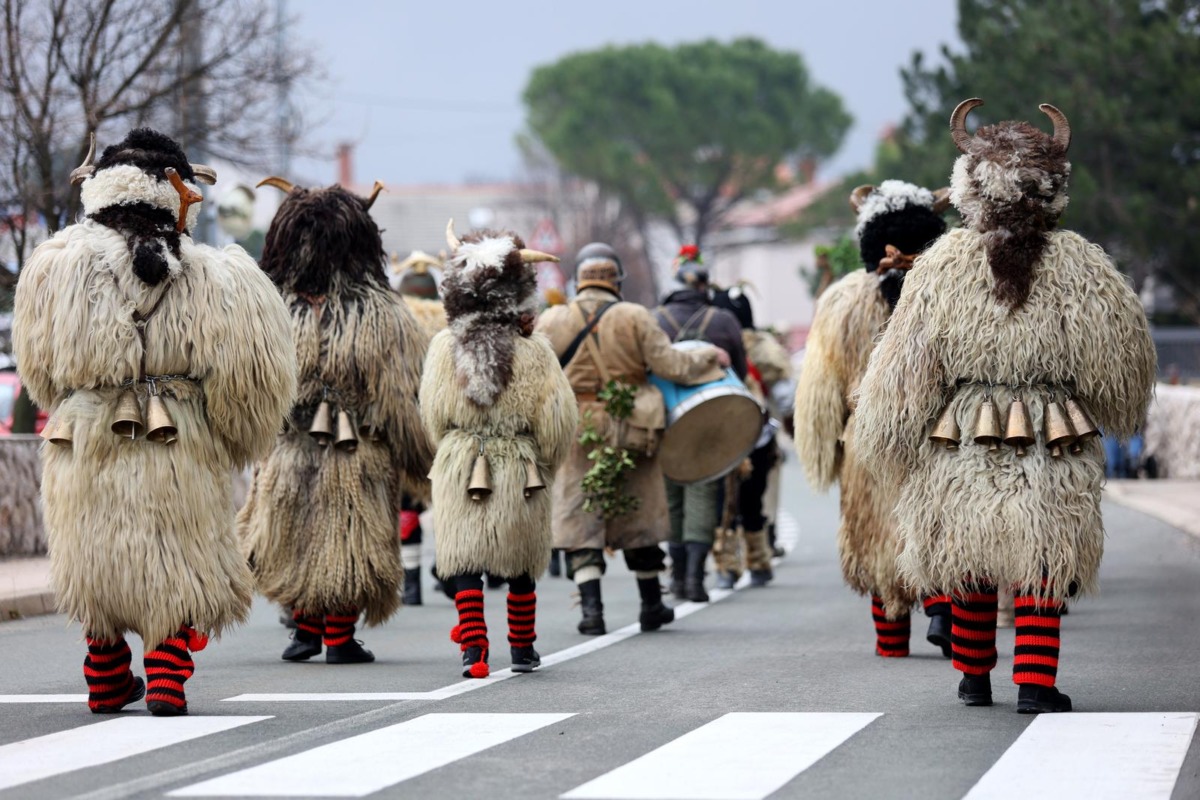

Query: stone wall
(0, 435), (45, 556)
(1144, 384), (1200, 479)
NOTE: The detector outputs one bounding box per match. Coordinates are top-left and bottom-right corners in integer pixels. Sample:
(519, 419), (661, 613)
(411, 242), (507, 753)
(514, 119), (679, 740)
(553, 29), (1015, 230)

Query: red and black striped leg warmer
(507, 579), (537, 648)
(323, 609), (358, 648)
(451, 589), (487, 650)
(84, 636), (136, 712)
(1013, 592), (1062, 687)
(292, 609), (324, 640)
(922, 594), (952, 618)
(144, 627), (206, 712)
(872, 595), (911, 657)
(951, 585), (998, 676)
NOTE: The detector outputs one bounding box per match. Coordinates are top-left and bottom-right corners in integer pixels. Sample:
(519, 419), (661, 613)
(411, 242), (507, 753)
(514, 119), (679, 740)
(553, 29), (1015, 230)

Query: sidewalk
(0, 557), (54, 622)
(1105, 479), (1200, 538)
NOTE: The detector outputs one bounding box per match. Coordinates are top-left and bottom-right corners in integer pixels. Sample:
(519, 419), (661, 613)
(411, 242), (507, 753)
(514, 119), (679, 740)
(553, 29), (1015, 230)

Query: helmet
(574, 242), (625, 293)
(673, 244), (708, 287)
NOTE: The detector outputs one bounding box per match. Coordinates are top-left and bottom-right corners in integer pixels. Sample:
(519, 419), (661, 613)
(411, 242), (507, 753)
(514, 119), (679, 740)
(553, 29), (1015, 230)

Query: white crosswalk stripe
(168, 712), (575, 797)
(561, 712), (881, 800)
(0, 716), (270, 793)
(964, 712), (1200, 800)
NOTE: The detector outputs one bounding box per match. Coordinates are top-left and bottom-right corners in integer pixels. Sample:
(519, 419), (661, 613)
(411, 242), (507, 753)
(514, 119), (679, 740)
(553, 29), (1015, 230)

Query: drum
(649, 342), (764, 484)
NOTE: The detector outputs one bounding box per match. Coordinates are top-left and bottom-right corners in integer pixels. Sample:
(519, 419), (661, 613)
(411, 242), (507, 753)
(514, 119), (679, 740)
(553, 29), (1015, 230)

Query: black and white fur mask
(851, 180), (949, 310)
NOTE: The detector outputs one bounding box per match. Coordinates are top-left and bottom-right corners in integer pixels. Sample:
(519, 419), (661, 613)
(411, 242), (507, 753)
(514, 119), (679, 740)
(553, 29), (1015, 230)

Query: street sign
(528, 218), (564, 255)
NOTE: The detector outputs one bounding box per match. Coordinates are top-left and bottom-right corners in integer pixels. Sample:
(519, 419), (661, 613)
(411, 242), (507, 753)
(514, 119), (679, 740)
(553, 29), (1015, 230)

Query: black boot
(577, 579), (606, 635)
(769, 522), (785, 558)
(668, 543), (687, 600)
(403, 567), (423, 606)
(684, 542), (710, 603)
(957, 674), (993, 706)
(325, 638), (375, 664)
(1018, 684), (1072, 714)
(282, 629), (322, 661)
(547, 549), (562, 578)
(926, 613), (952, 659)
(637, 577), (675, 632)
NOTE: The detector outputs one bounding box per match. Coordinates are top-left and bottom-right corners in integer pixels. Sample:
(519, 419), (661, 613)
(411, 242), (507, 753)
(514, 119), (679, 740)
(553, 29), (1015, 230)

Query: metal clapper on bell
(1065, 398), (1100, 454)
(468, 439), (492, 502)
(1003, 398), (1035, 457)
(929, 403), (961, 450)
(972, 397), (1002, 452)
(309, 390), (333, 447)
(334, 408), (359, 453)
(145, 381), (178, 445)
(1043, 401), (1076, 458)
(111, 389), (144, 440)
(524, 460), (546, 498)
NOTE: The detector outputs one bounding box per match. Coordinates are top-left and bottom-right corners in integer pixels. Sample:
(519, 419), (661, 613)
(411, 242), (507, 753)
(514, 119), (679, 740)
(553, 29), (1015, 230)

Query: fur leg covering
(144, 627), (207, 714)
(451, 587), (489, 678)
(712, 526), (744, 578)
(1013, 592), (1062, 688)
(951, 585), (998, 676)
(84, 636), (142, 713)
(744, 529), (772, 572)
(872, 595), (910, 657)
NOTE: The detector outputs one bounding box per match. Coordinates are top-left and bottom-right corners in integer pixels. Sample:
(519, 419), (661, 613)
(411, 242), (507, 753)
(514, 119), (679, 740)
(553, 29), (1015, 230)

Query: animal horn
(256, 176), (295, 193)
(70, 132), (97, 185)
(931, 187), (952, 214)
(445, 219), (462, 251)
(1039, 103), (1071, 151)
(519, 249), (560, 264)
(950, 97), (984, 154)
(189, 164), (217, 185)
(364, 180), (385, 209)
(849, 185), (874, 213)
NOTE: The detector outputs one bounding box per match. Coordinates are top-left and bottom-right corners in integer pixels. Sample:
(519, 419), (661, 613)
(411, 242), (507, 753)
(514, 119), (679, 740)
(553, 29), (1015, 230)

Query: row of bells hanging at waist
(306, 399), (383, 454)
(929, 396), (1099, 458)
(41, 388), (179, 447)
(464, 441), (545, 503)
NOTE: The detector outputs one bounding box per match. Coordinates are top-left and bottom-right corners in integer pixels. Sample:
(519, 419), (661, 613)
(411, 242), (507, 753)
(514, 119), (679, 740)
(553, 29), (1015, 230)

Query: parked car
(0, 369), (48, 435)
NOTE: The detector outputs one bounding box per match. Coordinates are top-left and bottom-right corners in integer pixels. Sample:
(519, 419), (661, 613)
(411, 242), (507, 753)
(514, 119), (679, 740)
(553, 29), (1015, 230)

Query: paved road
(1, 462), (1198, 800)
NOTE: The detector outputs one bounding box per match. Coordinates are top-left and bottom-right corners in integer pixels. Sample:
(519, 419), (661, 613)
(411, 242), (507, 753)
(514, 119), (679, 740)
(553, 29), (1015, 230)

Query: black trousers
(564, 546), (666, 579)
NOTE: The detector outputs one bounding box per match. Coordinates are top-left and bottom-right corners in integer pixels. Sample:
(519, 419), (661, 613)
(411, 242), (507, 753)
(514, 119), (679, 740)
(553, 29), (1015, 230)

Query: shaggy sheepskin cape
(536, 288), (723, 551)
(794, 270), (914, 617)
(854, 228), (1156, 600)
(403, 296), (448, 336)
(239, 272), (433, 624)
(420, 329), (577, 578)
(13, 221), (296, 646)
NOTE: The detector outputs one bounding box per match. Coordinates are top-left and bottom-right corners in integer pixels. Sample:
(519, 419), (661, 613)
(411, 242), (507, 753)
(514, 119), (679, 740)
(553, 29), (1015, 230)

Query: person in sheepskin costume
(794, 180), (953, 659)
(13, 128), (296, 716)
(854, 100), (1156, 713)
(420, 223), (577, 678)
(239, 176), (433, 664)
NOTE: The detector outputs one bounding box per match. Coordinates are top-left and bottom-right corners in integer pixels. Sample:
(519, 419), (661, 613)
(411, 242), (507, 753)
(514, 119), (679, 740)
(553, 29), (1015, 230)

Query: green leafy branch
(580, 380), (642, 520)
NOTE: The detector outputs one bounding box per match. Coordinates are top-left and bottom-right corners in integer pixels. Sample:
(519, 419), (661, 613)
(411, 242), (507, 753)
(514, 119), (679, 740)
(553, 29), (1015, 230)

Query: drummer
(655, 245), (749, 602)
(536, 243), (729, 636)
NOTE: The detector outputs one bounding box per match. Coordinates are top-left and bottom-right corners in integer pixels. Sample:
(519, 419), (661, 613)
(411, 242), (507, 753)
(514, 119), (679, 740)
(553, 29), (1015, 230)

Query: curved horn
(519, 249), (560, 264)
(950, 97), (984, 154)
(256, 176), (295, 193)
(1038, 103), (1071, 151)
(445, 219), (461, 251)
(848, 184), (874, 213)
(189, 164), (217, 185)
(931, 187), (952, 214)
(69, 132), (97, 185)
(364, 180), (385, 209)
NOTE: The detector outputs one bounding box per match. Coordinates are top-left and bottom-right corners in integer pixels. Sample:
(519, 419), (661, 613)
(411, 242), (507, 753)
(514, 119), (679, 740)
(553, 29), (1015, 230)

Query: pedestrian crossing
(1, 711), (1194, 798)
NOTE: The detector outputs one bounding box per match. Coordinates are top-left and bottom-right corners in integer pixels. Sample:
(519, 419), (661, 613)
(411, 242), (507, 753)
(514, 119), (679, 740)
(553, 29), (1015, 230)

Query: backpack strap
(558, 301), (615, 369)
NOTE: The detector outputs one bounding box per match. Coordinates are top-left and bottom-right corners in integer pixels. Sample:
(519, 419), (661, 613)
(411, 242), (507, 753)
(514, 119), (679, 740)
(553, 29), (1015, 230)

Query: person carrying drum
(537, 243), (729, 635)
(655, 246), (749, 602)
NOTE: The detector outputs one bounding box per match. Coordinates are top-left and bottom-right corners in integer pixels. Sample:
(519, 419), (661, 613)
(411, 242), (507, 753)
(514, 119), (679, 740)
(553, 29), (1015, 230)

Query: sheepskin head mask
(257, 178), (388, 297)
(947, 98), (1072, 309)
(850, 180), (950, 308)
(442, 225), (542, 407)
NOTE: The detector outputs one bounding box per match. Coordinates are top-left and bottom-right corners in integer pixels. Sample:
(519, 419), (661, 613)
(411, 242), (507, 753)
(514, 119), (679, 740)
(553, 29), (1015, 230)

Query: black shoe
(1018, 684), (1072, 714)
(926, 613), (952, 659)
(548, 549), (562, 578)
(958, 674), (993, 706)
(462, 645), (489, 678)
(281, 630), (322, 662)
(403, 567), (423, 606)
(577, 579), (606, 635)
(91, 676), (146, 714)
(636, 577), (675, 632)
(326, 639), (375, 664)
(684, 542), (710, 603)
(668, 543), (687, 600)
(748, 568), (773, 587)
(511, 645), (541, 673)
(714, 571), (736, 590)
(147, 699), (188, 717)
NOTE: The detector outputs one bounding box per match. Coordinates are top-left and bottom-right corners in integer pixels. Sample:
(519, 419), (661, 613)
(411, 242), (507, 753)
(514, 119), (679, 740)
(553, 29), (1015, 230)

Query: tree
(881, 0), (1200, 320)
(522, 38), (852, 266)
(0, 0), (315, 287)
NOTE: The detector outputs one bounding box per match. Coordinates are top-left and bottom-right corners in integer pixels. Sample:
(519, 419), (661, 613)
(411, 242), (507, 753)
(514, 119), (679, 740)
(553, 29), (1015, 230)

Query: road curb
(1105, 483), (1200, 539)
(0, 589), (56, 622)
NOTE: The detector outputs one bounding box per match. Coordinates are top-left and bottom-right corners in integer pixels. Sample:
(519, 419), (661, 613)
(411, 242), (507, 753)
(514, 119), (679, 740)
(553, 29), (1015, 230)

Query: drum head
(658, 393), (762, 484)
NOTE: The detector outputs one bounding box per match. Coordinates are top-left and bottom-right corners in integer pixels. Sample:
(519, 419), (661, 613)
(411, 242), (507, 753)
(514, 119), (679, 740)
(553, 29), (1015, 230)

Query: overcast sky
(289, 0), (960, 187)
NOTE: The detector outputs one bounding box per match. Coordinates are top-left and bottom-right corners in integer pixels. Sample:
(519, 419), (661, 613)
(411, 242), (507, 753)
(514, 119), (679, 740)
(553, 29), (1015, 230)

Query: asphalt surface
(1, 460), (1198, 800)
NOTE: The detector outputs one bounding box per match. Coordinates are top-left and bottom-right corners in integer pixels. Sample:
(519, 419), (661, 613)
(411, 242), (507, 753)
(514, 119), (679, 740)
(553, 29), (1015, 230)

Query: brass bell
(40, 415), (73, 447)
(468, 454), (492, 501)
(309, 400), (334, 447)
(111, 390), (144, 440)
(1065, 398), (1100, 454)
(145, 394), (178, 445)
(972, 398), (1003, 451)
(929, 404), (960, 450)
(1003, 399), (1036, 457)
(334, 409), (359, 452)
(1043, 401), (1076, 458)
(523, 460), (546, 498)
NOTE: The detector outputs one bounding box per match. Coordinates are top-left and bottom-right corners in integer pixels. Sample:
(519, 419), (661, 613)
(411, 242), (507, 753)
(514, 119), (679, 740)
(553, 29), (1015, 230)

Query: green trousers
(665, 478), (720, 545)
